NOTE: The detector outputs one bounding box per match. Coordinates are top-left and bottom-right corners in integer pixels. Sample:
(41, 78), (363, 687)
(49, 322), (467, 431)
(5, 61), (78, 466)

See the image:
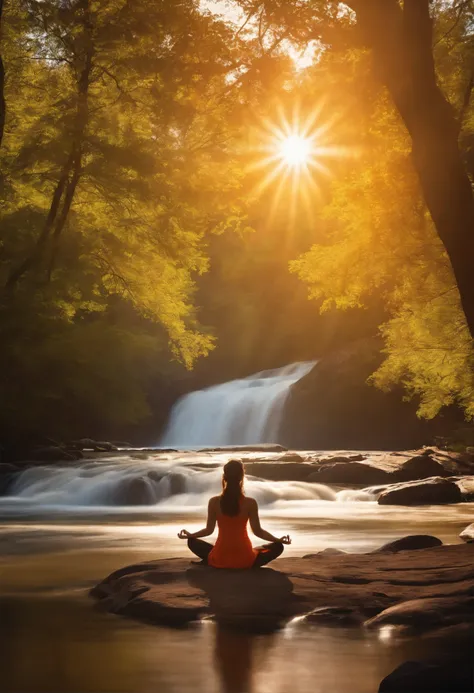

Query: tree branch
(459, 68), (474, 131)
(433, 0), (472, 47)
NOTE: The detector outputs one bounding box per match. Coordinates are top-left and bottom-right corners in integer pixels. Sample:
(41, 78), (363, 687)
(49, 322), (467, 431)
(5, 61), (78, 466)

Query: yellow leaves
(290, 58), (474, 419)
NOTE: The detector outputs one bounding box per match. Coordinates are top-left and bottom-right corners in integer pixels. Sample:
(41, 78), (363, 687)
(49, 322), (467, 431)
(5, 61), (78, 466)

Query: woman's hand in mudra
(178, 529), (191, 539)
(279, 535), (292, 545)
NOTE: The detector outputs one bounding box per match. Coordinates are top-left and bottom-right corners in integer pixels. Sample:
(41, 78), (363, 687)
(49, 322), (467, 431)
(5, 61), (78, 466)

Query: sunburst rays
(248, 103), (352, 229)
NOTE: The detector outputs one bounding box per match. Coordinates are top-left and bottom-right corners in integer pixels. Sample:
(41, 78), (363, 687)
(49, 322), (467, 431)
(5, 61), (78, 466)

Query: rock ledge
(91, 543), (474, 633)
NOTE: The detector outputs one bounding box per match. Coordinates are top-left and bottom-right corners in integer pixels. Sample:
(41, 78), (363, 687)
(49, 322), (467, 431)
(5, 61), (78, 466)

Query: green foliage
(290, 9), (474, 419)
(2, 0), (474, 440)
(0, 0), (261, 435)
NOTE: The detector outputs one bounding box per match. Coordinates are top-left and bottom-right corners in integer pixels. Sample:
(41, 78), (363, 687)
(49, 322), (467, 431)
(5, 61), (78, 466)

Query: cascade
(160, 361), (315, 447)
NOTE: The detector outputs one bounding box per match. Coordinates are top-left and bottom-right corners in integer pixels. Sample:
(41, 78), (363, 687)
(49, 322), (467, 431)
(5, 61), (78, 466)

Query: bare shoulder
(243, 496), (258, 510)
(209, 495), (220, 508)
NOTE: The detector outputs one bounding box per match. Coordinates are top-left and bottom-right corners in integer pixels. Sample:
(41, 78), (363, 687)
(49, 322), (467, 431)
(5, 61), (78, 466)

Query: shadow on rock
(187, 566), (295, 633)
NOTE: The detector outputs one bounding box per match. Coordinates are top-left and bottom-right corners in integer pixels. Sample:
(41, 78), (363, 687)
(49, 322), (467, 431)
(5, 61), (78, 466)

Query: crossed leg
(187, 536), (213, 564)
(253, 541), (284, 567)
(187, 537), (283, 567)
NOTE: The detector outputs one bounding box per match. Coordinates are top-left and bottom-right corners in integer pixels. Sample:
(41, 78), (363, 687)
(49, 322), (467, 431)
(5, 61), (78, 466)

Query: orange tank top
(208, 502), (258, 569)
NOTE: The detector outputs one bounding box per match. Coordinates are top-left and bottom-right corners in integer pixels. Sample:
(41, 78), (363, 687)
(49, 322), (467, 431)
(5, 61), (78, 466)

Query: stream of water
(160, 362), (315, 447)
(1, 451), (473, 693)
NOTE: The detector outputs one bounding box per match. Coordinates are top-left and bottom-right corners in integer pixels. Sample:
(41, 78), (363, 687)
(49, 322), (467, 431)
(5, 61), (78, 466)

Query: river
(1, 451), (472, 693)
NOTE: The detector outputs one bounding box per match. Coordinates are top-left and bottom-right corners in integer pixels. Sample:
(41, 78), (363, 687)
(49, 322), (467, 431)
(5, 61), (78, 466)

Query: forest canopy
(0, 0), (473, 440)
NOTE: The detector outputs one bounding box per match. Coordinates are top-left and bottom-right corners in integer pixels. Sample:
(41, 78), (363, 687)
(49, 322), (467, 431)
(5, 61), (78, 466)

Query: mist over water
(160, 361), (315, 447)
(0, 453), (373, 515)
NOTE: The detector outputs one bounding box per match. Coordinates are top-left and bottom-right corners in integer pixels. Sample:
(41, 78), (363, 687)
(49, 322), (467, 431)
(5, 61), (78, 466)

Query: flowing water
(160, 362), (315, 447)
(1, 450), (473, 693)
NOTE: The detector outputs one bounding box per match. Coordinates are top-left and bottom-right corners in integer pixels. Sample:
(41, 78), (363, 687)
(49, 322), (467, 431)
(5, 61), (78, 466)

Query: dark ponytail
(220, 459), (244, 516)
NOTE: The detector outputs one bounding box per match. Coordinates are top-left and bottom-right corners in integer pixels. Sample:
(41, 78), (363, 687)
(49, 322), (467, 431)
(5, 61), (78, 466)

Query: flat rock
(197, 445), (287, 453)
(309, 461), (391, 485)
(91, 543), (474, 633)
(377, 477), (463, 506)
(244, 462), (314, 481)
(240, 449), (474, 486)
(371, 535), (443, 554)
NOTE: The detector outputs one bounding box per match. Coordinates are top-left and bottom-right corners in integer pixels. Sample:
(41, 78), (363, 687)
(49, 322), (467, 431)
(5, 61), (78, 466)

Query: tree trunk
(4, 153), (74, 288)
(0, 0), (6, 148)
(4, 0), (93, 289)
(349, 0), (474, 338)
(47, 147), (82, 281)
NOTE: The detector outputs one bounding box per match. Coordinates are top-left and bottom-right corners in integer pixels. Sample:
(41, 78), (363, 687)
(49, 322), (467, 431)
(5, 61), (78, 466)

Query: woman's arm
(178, 498), (217, 539)
(248, 498), (290, 544)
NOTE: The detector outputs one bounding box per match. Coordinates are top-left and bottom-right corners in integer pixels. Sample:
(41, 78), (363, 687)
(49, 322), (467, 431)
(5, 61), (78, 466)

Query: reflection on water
(1, 451), (472, 692)
(214, 628), (254, 693)
(0, 593), (452, 693)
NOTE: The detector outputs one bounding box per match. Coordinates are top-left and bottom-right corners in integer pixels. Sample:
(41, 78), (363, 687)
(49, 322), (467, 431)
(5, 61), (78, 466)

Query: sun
(279, 134), (312, 168)
(247, 103), (352, 226)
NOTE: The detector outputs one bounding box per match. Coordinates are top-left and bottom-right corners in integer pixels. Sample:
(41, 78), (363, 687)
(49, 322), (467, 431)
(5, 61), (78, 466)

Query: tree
(346, 0), (474, 339)
(0, 0), (255, 364)
(0, 0), (262, 437)
(289, 15), (474, 419)
(0, 0), (5, 148)
(232, 0), (474, 338)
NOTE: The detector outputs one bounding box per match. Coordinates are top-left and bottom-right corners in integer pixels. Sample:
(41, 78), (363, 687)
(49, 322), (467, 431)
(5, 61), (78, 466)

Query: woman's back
(208, 497), (257, 569)
(179, 458), (290, 568)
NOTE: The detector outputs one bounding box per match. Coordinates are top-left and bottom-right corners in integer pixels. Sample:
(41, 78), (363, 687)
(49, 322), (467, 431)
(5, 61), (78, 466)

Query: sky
(200, 0), (317, 70)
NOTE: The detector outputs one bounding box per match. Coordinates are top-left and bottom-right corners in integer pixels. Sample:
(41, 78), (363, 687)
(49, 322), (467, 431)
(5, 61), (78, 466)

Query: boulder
(113, 476), (157, 505)
(303, 605), (364, 626)
(365, 595), (474, 631)
(303, 549), (347, 559)
(308, 461), (391, 485)
(91, 543), (474, 632)
(278, 452), (305, 462)
(244, 462), (313, 482)
(378, 657), (474, 692)
(167, 472), (187, 496)
(315, 548), (347, 557)
(371, 535), (443, 554)
(460, 523), (474, 543)
(395, 455), (450, 481)
(377, 478), (463, 506)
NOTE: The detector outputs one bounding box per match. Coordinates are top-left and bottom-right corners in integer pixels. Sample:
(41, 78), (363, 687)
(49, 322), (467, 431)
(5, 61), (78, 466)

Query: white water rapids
(0, 452), (374, 514)
(160, 362), (315, 447)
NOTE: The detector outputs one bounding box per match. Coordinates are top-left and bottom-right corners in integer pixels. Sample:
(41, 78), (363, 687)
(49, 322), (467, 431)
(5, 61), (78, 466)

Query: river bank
(2, 516), (473, 693)
(1, 450), (473, 692)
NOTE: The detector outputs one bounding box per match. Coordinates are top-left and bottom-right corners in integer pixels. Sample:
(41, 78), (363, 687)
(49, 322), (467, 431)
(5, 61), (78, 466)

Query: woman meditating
(178, 459), (291, 568)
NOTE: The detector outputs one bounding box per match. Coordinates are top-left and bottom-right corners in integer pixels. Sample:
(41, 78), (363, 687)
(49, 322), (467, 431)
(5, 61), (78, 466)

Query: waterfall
(160, 361), (315, 447)
(2, 453), (375, 511)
